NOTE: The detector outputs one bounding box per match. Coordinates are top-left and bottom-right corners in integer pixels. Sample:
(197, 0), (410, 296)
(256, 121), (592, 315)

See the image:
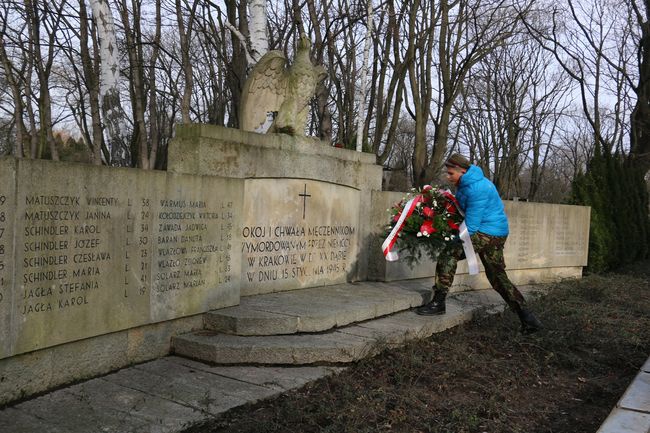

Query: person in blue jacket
(416, 153), (543, 334)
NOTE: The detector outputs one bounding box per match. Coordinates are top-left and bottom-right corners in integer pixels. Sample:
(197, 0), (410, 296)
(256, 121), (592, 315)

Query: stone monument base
(0, 314), (202, 405)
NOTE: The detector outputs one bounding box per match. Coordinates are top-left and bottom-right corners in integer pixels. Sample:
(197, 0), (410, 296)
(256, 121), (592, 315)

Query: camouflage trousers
(435, 232), (527, 312)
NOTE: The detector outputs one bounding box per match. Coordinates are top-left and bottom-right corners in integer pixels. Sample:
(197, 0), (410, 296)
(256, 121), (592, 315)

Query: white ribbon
(458, 221), (479, 275)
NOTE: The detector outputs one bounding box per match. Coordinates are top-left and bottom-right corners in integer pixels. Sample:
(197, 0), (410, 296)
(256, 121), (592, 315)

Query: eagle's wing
(239, 51), (287, 132)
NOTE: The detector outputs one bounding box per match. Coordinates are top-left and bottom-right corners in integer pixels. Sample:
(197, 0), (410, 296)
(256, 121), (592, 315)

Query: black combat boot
(517, 308), (543, 334)
(416, 289), (446, 316)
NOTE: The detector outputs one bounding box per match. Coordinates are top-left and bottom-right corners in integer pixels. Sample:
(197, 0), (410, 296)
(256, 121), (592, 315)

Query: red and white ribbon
(382, 195), (422, 261)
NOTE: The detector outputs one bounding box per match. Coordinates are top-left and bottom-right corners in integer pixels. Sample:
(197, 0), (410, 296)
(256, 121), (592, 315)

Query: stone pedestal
(168, 124), (383, 285)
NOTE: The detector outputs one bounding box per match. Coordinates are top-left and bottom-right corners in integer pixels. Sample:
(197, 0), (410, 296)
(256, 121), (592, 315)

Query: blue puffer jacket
(455, 165), (509, 236)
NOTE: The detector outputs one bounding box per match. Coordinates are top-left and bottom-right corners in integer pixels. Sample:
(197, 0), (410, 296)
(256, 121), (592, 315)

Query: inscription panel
(15, 164), (126, 351)
(503, 202), (589, 269)
(150, 174), (239, 320)
(241, 179), (360, 296)
(504, 202), (547, 268)
(0, 158), (15, 358)
(552, 205), (588, 262)
(7, 160), (241, 358)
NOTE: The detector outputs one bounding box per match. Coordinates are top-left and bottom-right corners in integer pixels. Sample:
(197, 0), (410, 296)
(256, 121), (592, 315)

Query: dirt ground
(184, 261), (650, 433)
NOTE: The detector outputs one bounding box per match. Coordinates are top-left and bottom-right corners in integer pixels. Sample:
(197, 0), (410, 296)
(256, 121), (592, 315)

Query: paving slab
(105, 360), (276, 415)
(618, 371), (650, 413)
(1, 358), (343, 433)
(8, 381), (162, 433)
(596, 408), (650, 433)
(0, 407), (68, 433)
(204, 281), (430, 335)
(204, 307), (301, 335)
(67, 378), (207, 432)
(175, 330), (376, 364)
(166, 356), (344, 391)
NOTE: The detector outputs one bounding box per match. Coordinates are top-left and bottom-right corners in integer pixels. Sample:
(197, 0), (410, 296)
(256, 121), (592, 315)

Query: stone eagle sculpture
(239, 35), (328, 136)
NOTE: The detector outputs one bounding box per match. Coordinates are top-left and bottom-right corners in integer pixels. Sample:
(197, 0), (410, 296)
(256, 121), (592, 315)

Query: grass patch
(184, 262), (650, 433)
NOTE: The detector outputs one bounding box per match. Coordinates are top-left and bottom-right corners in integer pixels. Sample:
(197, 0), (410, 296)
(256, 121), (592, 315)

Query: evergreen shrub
(571, 149), (650, 273)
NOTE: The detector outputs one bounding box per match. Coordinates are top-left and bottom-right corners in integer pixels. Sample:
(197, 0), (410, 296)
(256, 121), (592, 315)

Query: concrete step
(203, 280), (433, 335)
(173, 289), (519, 365)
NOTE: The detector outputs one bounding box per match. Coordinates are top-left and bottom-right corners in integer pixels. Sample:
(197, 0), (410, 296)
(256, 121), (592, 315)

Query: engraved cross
(298, 184), (311, 219)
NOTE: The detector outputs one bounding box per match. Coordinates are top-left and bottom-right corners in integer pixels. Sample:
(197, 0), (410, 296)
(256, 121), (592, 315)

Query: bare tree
(455, 31), (571, 200)
(629, 0), (650, 172)
(520, 0), (640, 164)
(0, 1), (28, 157)
(411, 0), (523, 186)
(90, 0), (131, 166)
(367, 1), (411, 166)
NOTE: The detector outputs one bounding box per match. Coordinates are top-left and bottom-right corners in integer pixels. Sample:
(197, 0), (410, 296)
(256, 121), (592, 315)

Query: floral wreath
(382, 185), (464, 267)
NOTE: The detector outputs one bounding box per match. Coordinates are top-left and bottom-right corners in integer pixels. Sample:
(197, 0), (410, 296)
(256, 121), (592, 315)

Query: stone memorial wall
(368, 191), (590, 284)
(0, 125), (592, 406)
(0, 159), (15, 359)
(1, 158), (242, 359)
(240, 179), (359, 296)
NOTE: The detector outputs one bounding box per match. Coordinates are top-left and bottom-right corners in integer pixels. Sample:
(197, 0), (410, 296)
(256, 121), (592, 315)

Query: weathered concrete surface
(168, 124), (381, 192)
(0, 357), (341, 433)
(618, 371), (650, 412)
(204, 281), (430, 335)
(0, 314), (203, 407)
(240, 178), (360, 296)
(597, 408), (650, 433)
(173, 288), (537, 365)
(168, 124), (383, 284)
(0, 158), (16, 360)
(4, 158), (241, 360)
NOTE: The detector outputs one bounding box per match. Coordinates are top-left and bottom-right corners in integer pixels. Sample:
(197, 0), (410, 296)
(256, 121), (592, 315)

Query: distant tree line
(1, 0), (649, 197)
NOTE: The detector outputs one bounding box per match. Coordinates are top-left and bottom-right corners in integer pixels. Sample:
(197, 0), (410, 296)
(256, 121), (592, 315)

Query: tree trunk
(249, 0), (268, 62)
(355, 0), (374, 152)
(306, 0), (332, 142)
(0, 38), (27, 157)
(630, 1), (650, 173)
(176, 0), (198, 125)
(24, 0), (59, 160)
(78, 0), (103, 165)
(89, 0), (131, 167)
(147, 0), (162, 169)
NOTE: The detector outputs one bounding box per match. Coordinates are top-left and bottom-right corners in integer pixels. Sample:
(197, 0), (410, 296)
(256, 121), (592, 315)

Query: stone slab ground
(0, 282), (528, 432)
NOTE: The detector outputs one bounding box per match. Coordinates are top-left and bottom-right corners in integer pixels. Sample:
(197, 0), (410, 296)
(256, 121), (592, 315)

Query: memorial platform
(173, 280), (529, 364)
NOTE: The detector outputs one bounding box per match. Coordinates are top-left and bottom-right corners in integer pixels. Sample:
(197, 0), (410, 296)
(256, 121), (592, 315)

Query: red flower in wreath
(422, 206), (435, 218)
(393, 212), (402, 222)
(447, 220), (460, 230)
(420, 220), (436, 236)
(445, 201), (457, 214)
